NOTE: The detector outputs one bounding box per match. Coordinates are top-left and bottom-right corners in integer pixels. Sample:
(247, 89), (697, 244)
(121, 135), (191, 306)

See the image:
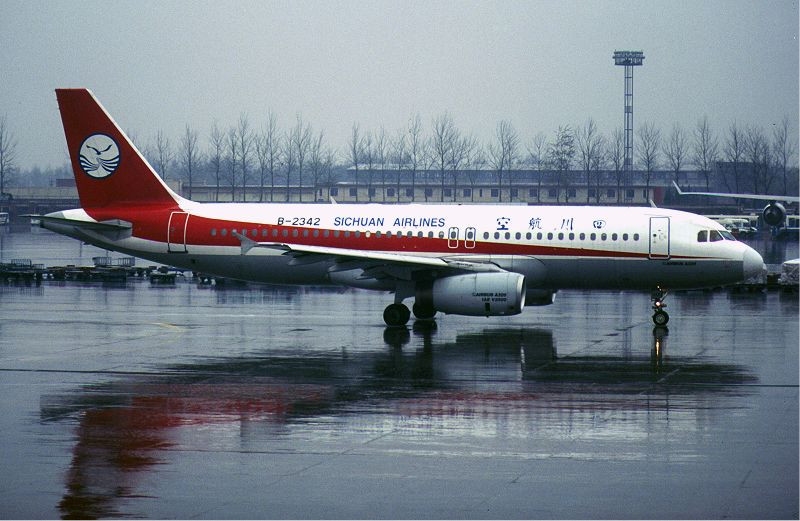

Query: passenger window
(697, 230), (708, 242)
(221, 229), (228, 236)
(537, 232), (543, 240)
(633, 233), (640, 241)
(483, 232), (489, 239)
(590, 233), (596, 241)
(622, 233), (628, 241)
(579, 233), (585, 240)
(612, 233), (618, 241)
(547, 232), (553, 240)
(557, 232), (564, 240)
(211, 228), (217, 236)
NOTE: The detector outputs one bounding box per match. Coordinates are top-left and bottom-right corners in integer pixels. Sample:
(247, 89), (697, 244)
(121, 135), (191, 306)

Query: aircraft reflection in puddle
(42, 326), (756, 519)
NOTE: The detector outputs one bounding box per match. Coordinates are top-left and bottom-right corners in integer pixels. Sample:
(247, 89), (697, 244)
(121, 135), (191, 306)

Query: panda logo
(78, 134), (120, 178)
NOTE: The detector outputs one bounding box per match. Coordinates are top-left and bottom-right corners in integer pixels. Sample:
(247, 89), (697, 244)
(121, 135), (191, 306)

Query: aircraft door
(465, 227), (476, 249)
(168, 211), (189, 253)
(448, 227), (459, 249)
(648, 216), (670, 259)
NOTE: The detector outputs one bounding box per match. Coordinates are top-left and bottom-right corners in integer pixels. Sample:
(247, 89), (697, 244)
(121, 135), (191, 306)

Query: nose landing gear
(651, 287), (669, 326)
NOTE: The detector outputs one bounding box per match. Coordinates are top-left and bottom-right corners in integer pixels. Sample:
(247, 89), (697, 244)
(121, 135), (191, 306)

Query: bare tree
(663, 123), (688, 186)
(772, 116), (796, 195)
(609, 128), (625, 203)
(308, 130), (326, 202)
(431, 112), (457, 202)
(745, 125), (773, 194)
(291, 114), (312, 202)
(449, 132), (474, 202)
(179, 124), (201, 199)
(374, 127), (388, 201)
(547, 126), (575, 203)
(348, 123), (363, 202)
(225, 126), (238, 201)
(0, 115), (17, 199)
(488, 120), (519, 202)
(263, 111), (279, 201)
(362, 130), (374, 201)
(636, 122), (661, 202)
(407, 114), (423, 202)
(692, 116), (718, 191)
(576, 119), (604, 202)
(208, 121), (224, 201)
(527, 132), (548, 203)
(391, 130), (407, 202)
(722, 121), (745, 193)
(281, 130), (296, 202)
(237, 114), (253, 201)
(153, 130), (174, 182)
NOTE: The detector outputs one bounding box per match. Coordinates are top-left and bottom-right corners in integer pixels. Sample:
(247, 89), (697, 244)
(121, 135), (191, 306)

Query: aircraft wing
(672, 181), (799, 203)
(232, 232), (505, 276)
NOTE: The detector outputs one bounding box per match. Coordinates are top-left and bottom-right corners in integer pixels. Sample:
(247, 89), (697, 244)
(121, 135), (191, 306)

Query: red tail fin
(56, 89), (180, 210)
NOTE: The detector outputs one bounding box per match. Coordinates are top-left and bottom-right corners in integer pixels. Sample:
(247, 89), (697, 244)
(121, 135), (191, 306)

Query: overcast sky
(2, 0), (798, 170)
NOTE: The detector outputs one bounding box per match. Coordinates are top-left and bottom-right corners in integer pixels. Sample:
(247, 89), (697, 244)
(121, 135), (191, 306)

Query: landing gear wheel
(652, 309), (669, 326)
(650, 286), (669, 326)
(412, 302), (437, 320)
(383, 303), (411, 327)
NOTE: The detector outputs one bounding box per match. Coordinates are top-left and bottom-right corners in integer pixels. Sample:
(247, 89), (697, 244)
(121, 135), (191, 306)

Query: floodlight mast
(613, 50), (645, 175)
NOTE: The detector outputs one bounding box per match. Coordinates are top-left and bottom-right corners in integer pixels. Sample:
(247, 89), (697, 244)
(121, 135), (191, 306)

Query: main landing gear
(651, 287), (669, 326)
(383, 302), (437, 327)
(383, 303), (411, 327)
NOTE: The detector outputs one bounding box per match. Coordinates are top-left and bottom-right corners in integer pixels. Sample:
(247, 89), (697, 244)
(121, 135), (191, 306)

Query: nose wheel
(651, 287), (669, 326)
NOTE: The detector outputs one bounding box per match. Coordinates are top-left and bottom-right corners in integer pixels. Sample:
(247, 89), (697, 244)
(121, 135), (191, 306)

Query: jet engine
(420, 272), (526, 317)
(762, 202), (786, 227)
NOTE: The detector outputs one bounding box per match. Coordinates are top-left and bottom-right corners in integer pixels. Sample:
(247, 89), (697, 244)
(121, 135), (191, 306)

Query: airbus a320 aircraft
(39, 89), (764, 327)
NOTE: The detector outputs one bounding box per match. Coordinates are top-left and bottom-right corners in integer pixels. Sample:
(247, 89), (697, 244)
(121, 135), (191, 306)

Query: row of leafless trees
(0, 110), (797, 203)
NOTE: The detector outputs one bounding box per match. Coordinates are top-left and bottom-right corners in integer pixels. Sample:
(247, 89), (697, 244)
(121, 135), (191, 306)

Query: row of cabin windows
(484, 231), (640, 242)
(209, 226), (639, 243)
(330, 187), (639, 199)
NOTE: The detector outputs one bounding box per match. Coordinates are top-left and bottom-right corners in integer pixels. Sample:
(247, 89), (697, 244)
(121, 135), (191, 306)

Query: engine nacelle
(762, 202), (786, 227)
(425, 272), (526, 317)
(525, 288), (557, 307)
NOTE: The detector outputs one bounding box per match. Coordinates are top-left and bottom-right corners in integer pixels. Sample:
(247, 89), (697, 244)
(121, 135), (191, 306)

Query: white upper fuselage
(46, 201), (763, 292)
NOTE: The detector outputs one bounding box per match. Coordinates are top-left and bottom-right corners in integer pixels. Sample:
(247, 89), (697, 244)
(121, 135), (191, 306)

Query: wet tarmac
(1, 229), (798, 519)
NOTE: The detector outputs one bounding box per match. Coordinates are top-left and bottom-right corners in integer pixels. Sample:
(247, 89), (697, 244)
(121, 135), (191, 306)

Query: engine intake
(420, 272), (526, 317)
(762, 202), (786, 227)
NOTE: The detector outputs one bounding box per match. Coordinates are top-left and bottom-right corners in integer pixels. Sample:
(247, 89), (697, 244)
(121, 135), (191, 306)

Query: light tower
(613, 50), (644, 173)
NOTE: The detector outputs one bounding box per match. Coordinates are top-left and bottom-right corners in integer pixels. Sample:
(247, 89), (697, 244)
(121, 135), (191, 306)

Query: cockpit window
(720, 230), (736, 241)
(709, 230), (724, 242)
(697, 230), (708, 242)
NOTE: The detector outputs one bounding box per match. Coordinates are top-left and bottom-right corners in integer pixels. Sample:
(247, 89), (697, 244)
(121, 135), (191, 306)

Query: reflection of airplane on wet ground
(38, 89), (763, 327)
(41, 328), (756, 519)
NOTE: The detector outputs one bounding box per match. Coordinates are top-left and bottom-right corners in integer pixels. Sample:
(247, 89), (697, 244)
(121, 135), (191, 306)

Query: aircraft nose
(743, 247), (765, 280)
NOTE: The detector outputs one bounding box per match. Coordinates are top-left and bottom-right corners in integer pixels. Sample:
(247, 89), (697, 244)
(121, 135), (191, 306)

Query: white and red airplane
(39, 88), (764, 327)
